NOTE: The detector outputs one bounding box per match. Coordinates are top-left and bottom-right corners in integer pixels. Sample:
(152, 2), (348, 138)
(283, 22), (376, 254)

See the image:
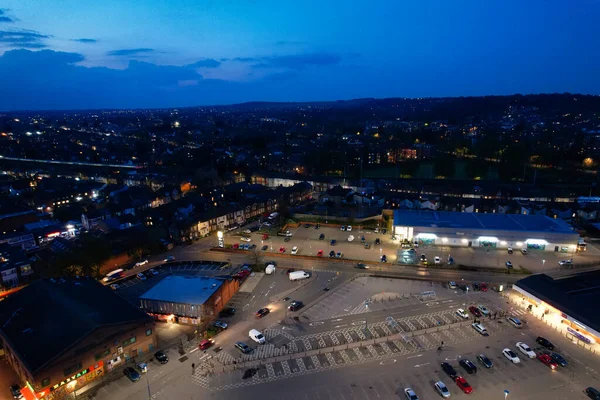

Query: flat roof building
(393, 210), (578, 255)
(514, 271), (600, 343)
(0, 278), (156, 399)
(140, 275), (239, 324)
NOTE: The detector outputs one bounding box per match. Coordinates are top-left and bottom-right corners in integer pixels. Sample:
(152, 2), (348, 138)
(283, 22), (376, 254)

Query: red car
(279, 247), (286, 253)
(317, 250), (323, 257)
(537, 353), (558, 370)
(479, 283), (488, 292)
(233, 243), (239, 249)
(262, 234), (269, 240)
(455, 376), (473, 394)
(468, 306), (482, 317)
(199, 339), (214, 350)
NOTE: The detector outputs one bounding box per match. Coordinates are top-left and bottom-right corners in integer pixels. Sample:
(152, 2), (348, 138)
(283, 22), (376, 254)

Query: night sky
(1, 0), (599, 111)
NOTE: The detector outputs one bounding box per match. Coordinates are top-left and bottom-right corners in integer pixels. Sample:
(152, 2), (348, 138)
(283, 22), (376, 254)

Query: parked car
(261, 245), (268, 251)
(149, 268), (159, 276)
(479, 282), (488, 291)
(279, 247), (286, 253)
(536, 336), (555, 350)
(468, 306), (482, 317)
(507, 316), (522, 328)
(441, 362), (458, 379)
(356, 263), (370, 269)
(537, 353), (558, 369)
(477, 354), (493, 368)
(336, 252), (343, 258)
(9, 384), (23, 399)
(249, 244), (257, 249)
(477, 305), (490, 316)
(123, 366), (141, 382)
(347, 225), (353, 232)
(288, 301), (304, 311)
(448, 281), (457, 289)
(110, 284), (120, 290)
(340, 225), (346, 231)
(521, 248), (528, 255)
(459, 359), (477, 374)
(219, 307), (236, 317)
(330, 239), (336, 246)
(472, 323), (489, 336)
(329, 250), (336, 258)
(381, 254), (387, 262)
(319, 234), (325, 240)
(434, 256), (441, 264)
(516, 342), (536, 358)
(502, 348), (521, 363)
(214, 321), (228, 330)
(317, 250), (323, 257)
(232, 243), (240, 249)
(262, 234), (269, 240)
(585, 387), (600, 399)
(154, 350), (169, 364)
(347, 235), (355, 242)
(549, 352), (568, 366)
(291, 246), (299, 255)
(235, 341), (251, 354)
(434, 381), (451, 398)
(375, 238), (381, 245)
(255, 308), (270, 318)
(472, 283), (480, 291)
(454, 376), (473, 394)
(505, 261), (513, 269)
(304, 223), (311, 228)
(559, 259), (573, 266)
(404, 388), (418, 400)
(456, 308), (469, 319)
(420, 254), (427, 263)
(136, 272), (147, 281)
(507, 247), (513, 254)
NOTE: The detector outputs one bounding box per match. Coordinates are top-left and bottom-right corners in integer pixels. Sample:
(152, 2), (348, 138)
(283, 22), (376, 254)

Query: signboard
(50, 361), (103, 392)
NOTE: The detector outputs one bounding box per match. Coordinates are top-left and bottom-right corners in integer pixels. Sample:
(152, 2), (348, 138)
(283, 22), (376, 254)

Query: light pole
(146, 370), (152, 400)
(364, 298), (371, 336)
(542, 259), (546, 273)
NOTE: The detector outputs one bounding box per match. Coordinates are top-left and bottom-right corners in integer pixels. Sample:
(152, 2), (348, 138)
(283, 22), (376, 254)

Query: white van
(268, 212), (279, 220)
(249, 329), (266, 344)
(265, 264), (276, 275)
(288, 271), (310, 281)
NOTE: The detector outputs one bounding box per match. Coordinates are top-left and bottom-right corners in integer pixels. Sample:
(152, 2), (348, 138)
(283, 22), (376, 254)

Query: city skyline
(1, 0), (600, 111)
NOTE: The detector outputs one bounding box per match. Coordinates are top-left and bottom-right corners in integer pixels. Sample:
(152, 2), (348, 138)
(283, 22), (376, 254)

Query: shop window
(122, 336), (136, 347)
(145, 329), (152, 336)
(63, 362), (82, 377)
(41, 378), (50, 387)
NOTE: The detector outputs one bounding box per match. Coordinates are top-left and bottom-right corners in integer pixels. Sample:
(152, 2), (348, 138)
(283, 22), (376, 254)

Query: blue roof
(393, 210), (575, 233)
(140, 275), (223, 305)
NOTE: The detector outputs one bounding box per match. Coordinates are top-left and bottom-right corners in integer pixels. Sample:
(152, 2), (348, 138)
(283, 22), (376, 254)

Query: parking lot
(223, 224), (600, 273)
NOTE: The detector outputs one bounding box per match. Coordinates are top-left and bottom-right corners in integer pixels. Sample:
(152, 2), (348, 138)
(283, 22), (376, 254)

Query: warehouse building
(393, 210), (579, 253)
(514, 271), (600, 344)
(139, 275), (239, 325)
(0, 278), (156, 400)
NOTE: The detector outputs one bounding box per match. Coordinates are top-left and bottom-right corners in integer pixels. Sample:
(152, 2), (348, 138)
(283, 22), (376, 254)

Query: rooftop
(0, 278), (152, 373)
(140, 275), (223, 305)
(515, 271), (600, 334)
(393, 210), (575, 234)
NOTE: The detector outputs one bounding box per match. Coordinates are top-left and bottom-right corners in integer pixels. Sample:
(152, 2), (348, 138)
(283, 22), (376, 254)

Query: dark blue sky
(0, 0), (599, 111)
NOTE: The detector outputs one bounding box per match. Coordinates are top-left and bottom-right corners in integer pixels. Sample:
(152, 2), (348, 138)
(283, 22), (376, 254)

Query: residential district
(0, 95), (600, 400)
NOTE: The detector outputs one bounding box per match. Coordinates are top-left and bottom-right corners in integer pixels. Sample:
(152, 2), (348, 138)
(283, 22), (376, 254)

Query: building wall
(393, 224), (579, 252)
(2, 320), (155, 399)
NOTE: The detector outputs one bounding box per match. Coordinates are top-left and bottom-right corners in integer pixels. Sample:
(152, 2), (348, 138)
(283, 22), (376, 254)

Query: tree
(248, 249), (264, 270)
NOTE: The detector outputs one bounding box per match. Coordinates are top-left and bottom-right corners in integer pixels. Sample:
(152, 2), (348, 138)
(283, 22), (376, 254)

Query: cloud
(187, 58), (221, 68)
(0, 29), (51, 48)
(255, 53), (343, 70)
(71, 38), (98, 44)
(107, 48), (154, 57)
(232, 57), (258, 62)
(275, 40), (304, 46)
(0, 9), (17, 23)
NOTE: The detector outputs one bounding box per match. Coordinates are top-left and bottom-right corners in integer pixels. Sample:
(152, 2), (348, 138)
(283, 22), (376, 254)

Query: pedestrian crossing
(191, 315), (513, 391)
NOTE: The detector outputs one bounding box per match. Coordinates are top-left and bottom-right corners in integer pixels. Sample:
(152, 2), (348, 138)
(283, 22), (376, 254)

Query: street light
(542, 259), (546, 273)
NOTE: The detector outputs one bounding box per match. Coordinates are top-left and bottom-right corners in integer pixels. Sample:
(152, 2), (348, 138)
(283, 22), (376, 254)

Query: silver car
(434, 381), (451, 398)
